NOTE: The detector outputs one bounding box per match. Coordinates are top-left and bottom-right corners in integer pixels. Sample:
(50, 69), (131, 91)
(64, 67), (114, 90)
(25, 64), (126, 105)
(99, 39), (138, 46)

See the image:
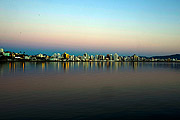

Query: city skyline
(1, 48), (179, 62)
(0, 0), (180, 56)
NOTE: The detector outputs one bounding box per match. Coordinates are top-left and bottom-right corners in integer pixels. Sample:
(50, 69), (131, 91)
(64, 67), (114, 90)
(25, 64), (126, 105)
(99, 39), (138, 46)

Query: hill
(151, 54), (180, 59)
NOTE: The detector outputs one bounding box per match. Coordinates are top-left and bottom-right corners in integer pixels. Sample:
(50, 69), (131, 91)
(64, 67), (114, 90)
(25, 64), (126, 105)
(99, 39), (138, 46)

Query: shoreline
(0, 61), (179, 63)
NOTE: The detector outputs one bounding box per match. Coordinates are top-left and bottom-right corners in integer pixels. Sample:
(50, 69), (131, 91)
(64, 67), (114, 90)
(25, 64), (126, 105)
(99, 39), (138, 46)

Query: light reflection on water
(0, 62), (180, 76)
(0, 62), (180, 119)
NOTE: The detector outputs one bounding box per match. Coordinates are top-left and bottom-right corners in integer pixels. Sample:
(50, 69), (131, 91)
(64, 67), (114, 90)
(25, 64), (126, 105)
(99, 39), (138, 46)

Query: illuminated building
(69, 55), (75, 61)
(132, 54), (139, 61)
(37, 53), (44, 58)
(3, 52), (10, 56)
(95, 55), (98, 61)
(0, 48), (4, 53)
(114, 53), (119, 61)
(57, 53), (61, 59)
(52, 53), (57, 58)
(63, 52), (70, 59)
(99, 55), (105, 60)
(106, 54), (110, 60)
(109, 54), (113, 60)
(83, 53), (90, 61)
(90, 55), (94, 60)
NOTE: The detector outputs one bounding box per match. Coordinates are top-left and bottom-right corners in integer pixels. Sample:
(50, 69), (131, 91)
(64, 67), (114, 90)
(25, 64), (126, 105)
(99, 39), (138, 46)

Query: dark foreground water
(0, 62), (180, 120)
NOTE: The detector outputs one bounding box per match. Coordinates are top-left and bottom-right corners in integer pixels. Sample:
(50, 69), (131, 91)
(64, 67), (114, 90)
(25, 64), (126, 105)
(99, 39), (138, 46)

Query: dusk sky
(0, 0), (180, 56)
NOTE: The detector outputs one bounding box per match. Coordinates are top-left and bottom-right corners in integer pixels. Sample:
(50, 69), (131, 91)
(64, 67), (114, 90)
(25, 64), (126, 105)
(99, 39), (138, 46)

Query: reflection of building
(62, 62), (69, 71)
(107, 62), (109, 69)
(83, 62), (89, 70)
(42, 63), (45, 71)
(133, 62), (138, 70)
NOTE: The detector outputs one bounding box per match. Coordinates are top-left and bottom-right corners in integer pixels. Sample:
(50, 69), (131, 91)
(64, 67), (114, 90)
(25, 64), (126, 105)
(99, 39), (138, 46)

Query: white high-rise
(57, 53), (61, 59)
(114, 53), (119, 61)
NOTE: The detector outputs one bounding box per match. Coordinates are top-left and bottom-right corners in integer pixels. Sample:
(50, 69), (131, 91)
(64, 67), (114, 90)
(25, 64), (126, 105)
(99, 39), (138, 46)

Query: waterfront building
(25, 56), (30, 60)
(132, 54), (139, 61)
(127, 56), (131, 61)
(50, 57), (58, 61)
(63, 52), (70, 59)
(0, 48), (179, 62)
(83, 53), (90, 61)
(90, 55), (94, 60)
(122, 57), (126, 62)
(109, 54), (113, 60)
(152, 58), (155, 61)
(118, 56), (122, 61)
(52, 53), (57, 58)
(106, 54), (110, 60)
(31, 56), (37, 61)
(69, 55), (75, 61)
(95, 55), (98, 61)
(57, 53), (61, 59)
(37, 53), (44, 58)
(0, 48), (4, 53)
(3, 52), (10, 56)
(75, 56), (81, 61)
(114, 53), (119, 61)
(45, 56), (50, 60)
(99, 55), (105, 60)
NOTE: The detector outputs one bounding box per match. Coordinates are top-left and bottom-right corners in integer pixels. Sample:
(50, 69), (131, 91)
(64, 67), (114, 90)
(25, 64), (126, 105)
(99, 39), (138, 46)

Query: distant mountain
(150, 54), (180, 59)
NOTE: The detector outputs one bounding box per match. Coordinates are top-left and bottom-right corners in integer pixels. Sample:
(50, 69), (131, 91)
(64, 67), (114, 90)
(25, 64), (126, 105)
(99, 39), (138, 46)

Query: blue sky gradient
(0, 0), (180, 56)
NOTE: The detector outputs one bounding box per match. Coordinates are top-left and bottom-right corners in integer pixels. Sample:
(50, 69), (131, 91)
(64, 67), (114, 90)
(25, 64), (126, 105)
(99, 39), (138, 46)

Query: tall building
(99, 55), (105, 60)
(109, 54), (113, 60)
(57, 53), (61, 59)
(90, 55), (94, 60)
(106, 54), (110, 59)
(52, 53), (57, 58)
(69, 55), (74, 61)
(118, 56), (122, 61)
(132, 54), (139, 61)
(83, 53), (90, 60)
(63, 52), (69, 59)
(95, 55), (98, 61)
(114, 53), (119, 61)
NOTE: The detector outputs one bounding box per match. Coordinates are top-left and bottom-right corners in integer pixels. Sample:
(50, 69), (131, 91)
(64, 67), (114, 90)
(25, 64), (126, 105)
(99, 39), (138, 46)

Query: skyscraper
(114, 53), (119, 61)
(110, 54), (113, 60)
(63, 52), (69, 59)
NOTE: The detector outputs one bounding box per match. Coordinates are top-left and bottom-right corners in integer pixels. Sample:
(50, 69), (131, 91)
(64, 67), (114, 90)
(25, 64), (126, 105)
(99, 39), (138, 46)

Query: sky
(0, 0), (180, 56)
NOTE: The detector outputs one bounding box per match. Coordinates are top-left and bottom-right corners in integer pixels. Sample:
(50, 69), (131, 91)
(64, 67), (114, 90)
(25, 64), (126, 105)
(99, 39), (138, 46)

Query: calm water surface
(0, 62), (180, 120)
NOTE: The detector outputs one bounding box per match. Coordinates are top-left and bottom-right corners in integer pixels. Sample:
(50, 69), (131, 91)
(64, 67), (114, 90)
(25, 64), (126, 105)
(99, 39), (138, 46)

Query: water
(0, 62), (180, 120)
